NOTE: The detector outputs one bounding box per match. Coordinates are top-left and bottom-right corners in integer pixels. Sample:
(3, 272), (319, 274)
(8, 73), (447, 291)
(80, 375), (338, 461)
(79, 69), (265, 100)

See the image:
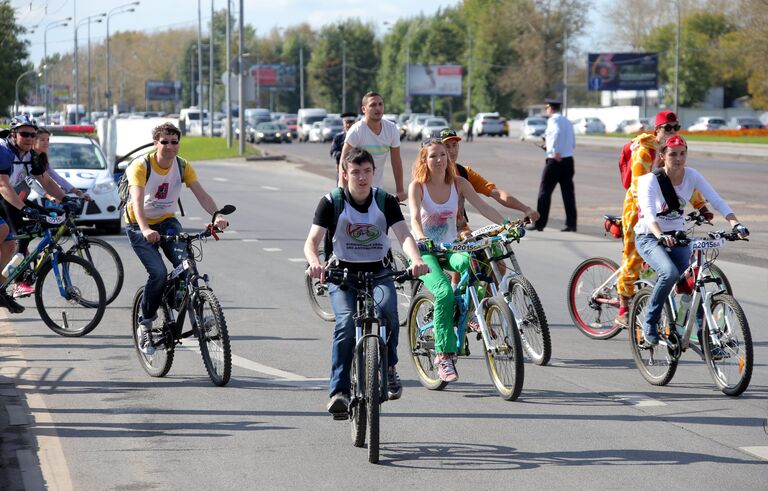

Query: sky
(14, 0), (613, 65)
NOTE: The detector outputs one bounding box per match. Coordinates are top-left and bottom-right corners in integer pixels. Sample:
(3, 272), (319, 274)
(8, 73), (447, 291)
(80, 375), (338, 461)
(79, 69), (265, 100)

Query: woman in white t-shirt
(634, 134), (749, 346)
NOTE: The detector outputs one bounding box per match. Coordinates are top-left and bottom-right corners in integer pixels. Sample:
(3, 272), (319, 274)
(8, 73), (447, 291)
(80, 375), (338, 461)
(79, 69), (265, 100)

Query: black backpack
(118, 154), (186, 215)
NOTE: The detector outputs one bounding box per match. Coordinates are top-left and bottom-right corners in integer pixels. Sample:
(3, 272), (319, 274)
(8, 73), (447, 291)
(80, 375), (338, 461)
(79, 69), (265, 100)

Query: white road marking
(261, 185), (279, 191)
(613, 394), (667, 407)
(214, 177), (229, 182)
(187, 216), (201, 221)
(243, 239), (260, 242)
(263, 247), (282, 252)
(288, 258), (306, 262)
(740, 446), (768, 461)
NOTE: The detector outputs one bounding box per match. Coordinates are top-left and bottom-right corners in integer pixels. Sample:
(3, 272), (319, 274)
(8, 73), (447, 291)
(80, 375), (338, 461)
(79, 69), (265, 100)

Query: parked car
(615, 118), (650, 134)
(406, 113), (432, 141)
(397, 113), (412, 140)
(420, 117), (450, 140)
(253, 122), (290, 143)
(308, 121), (324, 143)
(572, 117), (606, 134)
(688, 116), (727, 132)
(520, 117), (548, 140)
(297, 108), (328, 142)
(383, 113), (398, 124)
(728, 116), (764, 130)
(320, 117), (344, 142)
(234, 122), (256, 143)
(472, 112), (505, 136)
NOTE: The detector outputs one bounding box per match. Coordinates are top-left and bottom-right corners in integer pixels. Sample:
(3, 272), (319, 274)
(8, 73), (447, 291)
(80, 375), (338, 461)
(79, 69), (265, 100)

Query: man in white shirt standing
(338, 92), (406, 201)
(530, 99), (577, 232)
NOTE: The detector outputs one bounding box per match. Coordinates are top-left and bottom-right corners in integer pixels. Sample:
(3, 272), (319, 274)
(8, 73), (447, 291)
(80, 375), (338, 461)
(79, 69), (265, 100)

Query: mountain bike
(1, 207), (106, 336)
(324, 266), (413, 464)
(407, 238), (524, 401)
(566, 211), (731, 340)
(628, 229), (752, 396)
(130, 205), (235, 387)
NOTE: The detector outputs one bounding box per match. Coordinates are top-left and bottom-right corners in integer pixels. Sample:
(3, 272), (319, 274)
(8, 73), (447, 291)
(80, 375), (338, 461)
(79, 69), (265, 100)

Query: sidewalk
(577, 135), (768, 160)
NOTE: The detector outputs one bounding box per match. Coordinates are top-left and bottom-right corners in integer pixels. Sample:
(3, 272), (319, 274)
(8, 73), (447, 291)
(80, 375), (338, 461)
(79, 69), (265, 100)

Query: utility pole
(405, 44), (410, 113)
(674, 0), (680, 114)
(299, 38), (304, 109)
(466, 29), (471, 119)
(563, 28), (568, 117)
(198, 0), (204, 134)
(209, 0), (214, 138)
(342, 40), (347, 113)
(238, 0), (245, 154)
(226, 0), (232, 147)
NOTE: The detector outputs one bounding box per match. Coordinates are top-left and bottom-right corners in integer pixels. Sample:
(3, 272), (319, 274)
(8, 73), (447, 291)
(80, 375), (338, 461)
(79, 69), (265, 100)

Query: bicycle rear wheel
(305, 248), (334, 321)
(407, 293), (446, 391)
(350, 353), (366, 447)
(131, 287), (174, 378)
(628, 288), (677, 386)
(506, 276), (551, 365)
(68, 237), (124, 305)
(365, 336), (380, 464)
(703, 293), (752, 396)
(483, 297), (524, 401)
(34, 254), (106, 337)
(567, 257), (623, 340)
(193, 289), (232, 387)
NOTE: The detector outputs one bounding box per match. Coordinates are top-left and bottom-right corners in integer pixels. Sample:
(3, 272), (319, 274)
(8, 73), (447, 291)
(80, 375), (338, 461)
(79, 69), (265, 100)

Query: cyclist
(304, 147), (428, 417)
(0, 115), (67, 312)
(616, 110), (711, 326)
(125, 122), (229, 355)
(409, 138), (510, 382)
(634, 134), (748, 346)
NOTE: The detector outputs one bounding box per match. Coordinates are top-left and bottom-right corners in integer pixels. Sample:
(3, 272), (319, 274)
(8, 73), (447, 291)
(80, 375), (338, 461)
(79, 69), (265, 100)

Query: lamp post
(75, 14), (106, 123)
(44, 18), (71, 124)
(15, 69), (43, 115)
(226, 0), (232, 147)
(106, 2), (139, 116)
(673, 0), (680, 115)
(238, 0), (245, 154)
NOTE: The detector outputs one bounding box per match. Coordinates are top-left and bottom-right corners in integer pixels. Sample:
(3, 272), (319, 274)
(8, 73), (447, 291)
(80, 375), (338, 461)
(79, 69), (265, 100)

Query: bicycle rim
(365, 337), (380, 464)
(350, 354), (366, 447)
(71, 237), (124, 305)
(34, 255), (106, 337)
(703, 294), (752, 396)
(131, 287), (174, 377)
(407, 293), (446, 391)
(567, 257), (623, 340)
(194, 289), (232, 386)
(483, 297), (524, 401)
(628, 289), (677, 386)
(507, 277), (551, 365)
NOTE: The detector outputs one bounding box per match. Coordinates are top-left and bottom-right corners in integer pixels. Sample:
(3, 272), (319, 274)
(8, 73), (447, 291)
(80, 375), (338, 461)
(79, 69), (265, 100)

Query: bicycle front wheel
(305, 248), (334, 322)
(391, 250), (412, 327)
(506, 276), (551, 366)
(483, 296), (524, 401)
(131, 287), (174, 378)
(365, 336), (380, 464)
(407, 293), (446, 391)
(69, 237), (124, 305)
(34, 254), (106, 337)
(628, 288), (677, 386)
(193, 289), (232, 387)
(703, 263), (733, 295)
(703, 293), (752, 396)
(567, 257), (623, 340)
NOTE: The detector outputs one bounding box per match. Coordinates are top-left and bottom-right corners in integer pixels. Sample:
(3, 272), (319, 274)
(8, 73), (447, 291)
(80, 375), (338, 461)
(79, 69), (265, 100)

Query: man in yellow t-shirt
(126, 122), (229, 354)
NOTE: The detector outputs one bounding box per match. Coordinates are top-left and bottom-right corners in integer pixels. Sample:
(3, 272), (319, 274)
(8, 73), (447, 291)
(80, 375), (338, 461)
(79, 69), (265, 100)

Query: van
(64, 104), (86, 124)
(297, 108), (328, 142)
(179, 106), (208, 135)
(244, 108), (271, 127)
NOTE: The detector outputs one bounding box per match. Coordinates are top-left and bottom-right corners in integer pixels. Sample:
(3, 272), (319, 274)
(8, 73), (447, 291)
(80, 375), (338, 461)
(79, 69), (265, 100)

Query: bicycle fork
(351, 319), (390, 411)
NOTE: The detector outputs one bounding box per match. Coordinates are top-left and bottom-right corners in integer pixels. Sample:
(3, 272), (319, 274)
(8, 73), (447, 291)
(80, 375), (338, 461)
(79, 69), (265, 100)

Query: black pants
(535, 157), (577, 230)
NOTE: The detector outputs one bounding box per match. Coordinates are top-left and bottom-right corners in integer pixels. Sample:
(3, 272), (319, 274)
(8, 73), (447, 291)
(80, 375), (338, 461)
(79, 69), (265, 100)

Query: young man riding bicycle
(304, 148), (428, 418)
(125, 122), (229, 355)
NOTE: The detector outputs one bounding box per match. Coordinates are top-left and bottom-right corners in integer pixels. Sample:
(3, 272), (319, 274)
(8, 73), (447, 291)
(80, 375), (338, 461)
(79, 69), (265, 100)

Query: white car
(615, 118), (650, 134)
(472, 112), (505, 136)
(420, 118), (450, 140)
(688, 116), (727, 132)
(520, 117), (548, 140)
(308, 122), (324, 143)
(571, 117), (606, 134)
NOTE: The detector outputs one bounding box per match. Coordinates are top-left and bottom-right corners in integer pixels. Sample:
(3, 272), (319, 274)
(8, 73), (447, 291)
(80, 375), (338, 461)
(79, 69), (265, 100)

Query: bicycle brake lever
(209, 224), (220, 241)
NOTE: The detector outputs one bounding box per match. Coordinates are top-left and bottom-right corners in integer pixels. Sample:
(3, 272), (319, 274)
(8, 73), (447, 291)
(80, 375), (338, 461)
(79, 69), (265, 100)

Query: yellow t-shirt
(124, 152), (198, 225)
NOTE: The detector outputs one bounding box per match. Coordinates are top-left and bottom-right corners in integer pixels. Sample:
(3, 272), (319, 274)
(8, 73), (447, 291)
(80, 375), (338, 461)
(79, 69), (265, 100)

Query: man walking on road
(330, 112), (357, 168)
(339, 92), (406, 201)
(530, 99), (577, 232)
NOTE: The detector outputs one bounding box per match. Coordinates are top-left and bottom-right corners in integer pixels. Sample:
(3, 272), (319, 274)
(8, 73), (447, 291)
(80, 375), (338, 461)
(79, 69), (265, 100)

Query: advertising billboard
(408, 64), (463, 96)
(587, 53), (658, 91)
(249, 64), (297, 91)
(146, 80), (180, 101)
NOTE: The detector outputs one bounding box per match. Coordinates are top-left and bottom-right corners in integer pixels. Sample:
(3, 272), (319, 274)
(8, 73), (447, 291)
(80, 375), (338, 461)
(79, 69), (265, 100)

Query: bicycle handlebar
(324, 268), (414, 288)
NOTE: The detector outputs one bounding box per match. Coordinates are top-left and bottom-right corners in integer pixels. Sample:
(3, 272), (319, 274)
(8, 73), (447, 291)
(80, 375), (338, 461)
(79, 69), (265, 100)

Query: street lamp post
(44, 18), (71, 124)
(15, 69), (43, 115)
(106, 2), (139, 116)
(674, 0), (680, 115)
(75, 14), (106, 123)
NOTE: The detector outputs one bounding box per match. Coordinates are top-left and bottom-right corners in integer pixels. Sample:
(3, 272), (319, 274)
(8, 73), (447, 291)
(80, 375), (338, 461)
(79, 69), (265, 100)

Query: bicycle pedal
(332, 413), (349, 421)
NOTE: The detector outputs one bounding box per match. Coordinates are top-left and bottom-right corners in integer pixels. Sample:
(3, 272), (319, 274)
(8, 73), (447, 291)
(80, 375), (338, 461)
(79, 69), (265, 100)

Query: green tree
(0, 0), (32, 117)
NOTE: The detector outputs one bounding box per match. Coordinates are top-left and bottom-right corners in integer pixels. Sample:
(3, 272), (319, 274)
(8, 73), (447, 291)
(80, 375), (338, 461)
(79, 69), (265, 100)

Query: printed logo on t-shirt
(347, 223), (381, 244)
(155, 183), (169, 200)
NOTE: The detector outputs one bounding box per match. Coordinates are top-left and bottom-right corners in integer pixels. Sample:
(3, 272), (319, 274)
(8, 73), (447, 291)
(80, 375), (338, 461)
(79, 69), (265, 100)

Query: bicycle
(566, 211), (731, 340)
(324, 266), (413, 464)
(628, 229), (752, 396)
(1, 205), (107, 336)
(130, 205), (235, 387)
(407, 237), (524, 401)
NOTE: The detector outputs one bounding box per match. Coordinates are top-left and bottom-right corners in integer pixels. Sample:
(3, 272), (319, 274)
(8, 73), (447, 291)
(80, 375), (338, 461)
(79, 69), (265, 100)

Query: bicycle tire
(628, 287), (677, 386)
(365, 336), (380, 464)
(131, 287), (175, 378)
(391, 250), (412, 327)
(350, 353), (366, 447)
(305, 248), (334, 322)
(506, 276), (551, 365)
(702, 293), (752, 396)
(483, 296), (524, 401)
(68, 236), (124, 305)
(34, 254), (106, 337)
(193, 289), (232, 386)
(407, 293), (447, 391)
(704, 263), (733, 295)
(567, 257), (623, 340)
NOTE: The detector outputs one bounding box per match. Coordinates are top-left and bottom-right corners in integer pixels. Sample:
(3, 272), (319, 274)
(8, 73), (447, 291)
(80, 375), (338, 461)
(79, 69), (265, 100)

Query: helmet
(9, 114), (38, 132)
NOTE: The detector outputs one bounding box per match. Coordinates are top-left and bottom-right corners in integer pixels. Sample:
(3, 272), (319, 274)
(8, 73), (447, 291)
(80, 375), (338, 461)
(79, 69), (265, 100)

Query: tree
(0, 0), (32, 116)
(737, 0), (768, 108)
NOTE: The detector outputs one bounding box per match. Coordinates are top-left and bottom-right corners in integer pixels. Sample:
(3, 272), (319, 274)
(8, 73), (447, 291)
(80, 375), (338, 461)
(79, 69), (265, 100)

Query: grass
(601, 133), (768, 144)
(179, 136), (261, 161)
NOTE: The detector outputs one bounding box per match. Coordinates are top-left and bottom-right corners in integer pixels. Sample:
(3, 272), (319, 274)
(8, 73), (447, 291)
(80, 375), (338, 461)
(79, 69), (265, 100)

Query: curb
(245, 154), (286, 161)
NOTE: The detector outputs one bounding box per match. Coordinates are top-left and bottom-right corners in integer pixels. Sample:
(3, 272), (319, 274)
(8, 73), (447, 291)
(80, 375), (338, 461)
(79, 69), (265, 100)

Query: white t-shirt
(344, 119), (400, 188)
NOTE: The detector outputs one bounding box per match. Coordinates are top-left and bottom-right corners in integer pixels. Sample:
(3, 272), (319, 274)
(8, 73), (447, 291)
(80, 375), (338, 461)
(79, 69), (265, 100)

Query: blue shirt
(545, 112), (575, 159)
(0, 138), (18, 176)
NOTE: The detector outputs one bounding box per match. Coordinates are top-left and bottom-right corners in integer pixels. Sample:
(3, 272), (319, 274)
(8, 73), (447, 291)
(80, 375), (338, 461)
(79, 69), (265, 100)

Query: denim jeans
(126, 217), (188, 321)
(328, 268), (398, 397)
(635, 233), (692, 336)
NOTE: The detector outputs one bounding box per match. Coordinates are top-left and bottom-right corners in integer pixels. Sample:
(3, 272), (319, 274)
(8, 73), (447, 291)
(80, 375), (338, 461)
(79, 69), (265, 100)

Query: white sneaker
(137, 325), (155, 355)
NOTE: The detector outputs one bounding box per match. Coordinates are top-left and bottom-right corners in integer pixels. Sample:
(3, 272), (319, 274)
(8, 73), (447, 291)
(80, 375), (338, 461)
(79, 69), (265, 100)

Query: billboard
(146, 80), (180, 101)
(408, 64), (463, 96)
(587, 53), (658, 91)
(249, 64), (297, 91)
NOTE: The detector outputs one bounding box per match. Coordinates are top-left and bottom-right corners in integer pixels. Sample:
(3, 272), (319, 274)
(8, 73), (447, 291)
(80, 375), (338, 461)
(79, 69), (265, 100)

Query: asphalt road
(1, 154), (767, 489)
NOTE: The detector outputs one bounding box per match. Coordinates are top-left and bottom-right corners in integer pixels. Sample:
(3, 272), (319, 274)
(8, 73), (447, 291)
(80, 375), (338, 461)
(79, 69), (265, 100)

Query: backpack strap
(330, 187), (344, 224)
(175, 156), (186, 217)
(456, 163), (469, 181)
(373, 187), (387, 213)
(652, 167), (681, 216)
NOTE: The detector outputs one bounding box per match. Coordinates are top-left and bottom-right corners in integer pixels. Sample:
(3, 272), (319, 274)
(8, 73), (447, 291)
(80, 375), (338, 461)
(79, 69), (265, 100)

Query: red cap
(654, 110), (678, 127)
(664, 134), (687, 148)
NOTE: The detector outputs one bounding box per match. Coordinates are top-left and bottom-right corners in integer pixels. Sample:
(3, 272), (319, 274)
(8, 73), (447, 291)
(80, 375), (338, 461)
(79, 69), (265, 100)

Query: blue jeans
(328, 268), (399, 397)
(126, 218), (188, 321)
(635, 233), (692, 336)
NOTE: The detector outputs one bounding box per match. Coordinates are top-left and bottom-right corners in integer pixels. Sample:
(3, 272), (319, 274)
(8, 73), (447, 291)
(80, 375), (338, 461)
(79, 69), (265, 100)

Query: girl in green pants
(408, 139), (509, 382)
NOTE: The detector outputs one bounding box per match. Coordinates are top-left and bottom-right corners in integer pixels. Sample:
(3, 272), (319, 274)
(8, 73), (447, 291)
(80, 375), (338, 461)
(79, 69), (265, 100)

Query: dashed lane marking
(214, 177), (228, 182)
(288, 258), (306, 262)
(243, 239), (259, 242)
(263, 247), (282, 252)
(613, 394), (667, 407)
(740, 447), (768, 461)
(261, 185), (280, 191)
(187, 216), (201, 221)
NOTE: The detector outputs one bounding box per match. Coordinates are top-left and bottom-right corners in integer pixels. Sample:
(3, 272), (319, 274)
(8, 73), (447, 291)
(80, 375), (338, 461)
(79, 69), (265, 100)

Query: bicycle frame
(1, 226), (72, 298)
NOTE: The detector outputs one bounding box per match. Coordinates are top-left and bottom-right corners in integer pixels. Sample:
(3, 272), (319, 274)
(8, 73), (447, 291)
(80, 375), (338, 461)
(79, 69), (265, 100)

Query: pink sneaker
(436, 353), (458, 382)
(12, 281), (35, 298)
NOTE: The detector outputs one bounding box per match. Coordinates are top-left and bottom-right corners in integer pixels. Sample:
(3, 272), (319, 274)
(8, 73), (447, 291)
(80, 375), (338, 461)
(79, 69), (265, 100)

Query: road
(1, 147), (767, 489)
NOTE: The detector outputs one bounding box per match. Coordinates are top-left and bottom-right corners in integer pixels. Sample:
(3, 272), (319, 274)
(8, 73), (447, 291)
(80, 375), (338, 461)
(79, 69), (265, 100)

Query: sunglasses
(421, 137), (442, 147)
(157, 140), (179, 145)
(657, 123), (681, 132)
(17, 131), (37, 139)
